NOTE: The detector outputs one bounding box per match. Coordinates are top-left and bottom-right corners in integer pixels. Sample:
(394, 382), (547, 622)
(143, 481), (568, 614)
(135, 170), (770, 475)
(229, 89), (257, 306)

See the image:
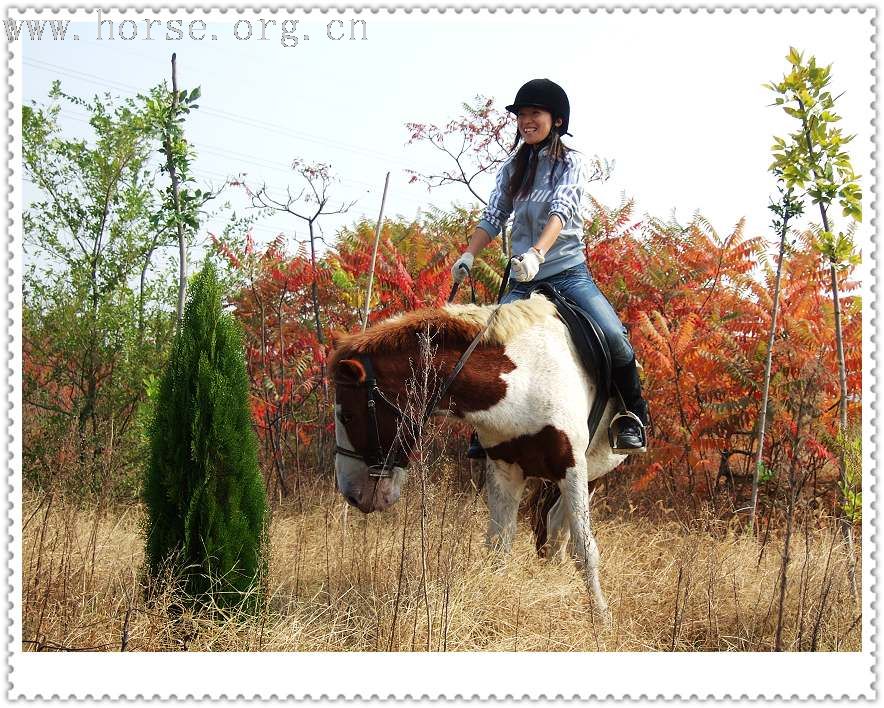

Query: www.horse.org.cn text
(5, 13), (369, 48)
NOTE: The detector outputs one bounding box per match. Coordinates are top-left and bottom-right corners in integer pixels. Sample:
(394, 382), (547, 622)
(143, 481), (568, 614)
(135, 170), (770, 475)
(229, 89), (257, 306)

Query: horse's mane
(329, 293), (557, 371)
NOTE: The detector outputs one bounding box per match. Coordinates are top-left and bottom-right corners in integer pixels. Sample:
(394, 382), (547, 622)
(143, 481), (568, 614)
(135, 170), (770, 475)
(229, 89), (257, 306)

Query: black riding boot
(466, 431), (486, 459)
(610, 356), (650, 453)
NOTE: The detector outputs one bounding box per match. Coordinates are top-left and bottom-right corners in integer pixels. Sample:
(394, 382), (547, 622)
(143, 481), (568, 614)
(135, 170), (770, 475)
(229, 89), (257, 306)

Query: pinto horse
(330, 293), (628, 616)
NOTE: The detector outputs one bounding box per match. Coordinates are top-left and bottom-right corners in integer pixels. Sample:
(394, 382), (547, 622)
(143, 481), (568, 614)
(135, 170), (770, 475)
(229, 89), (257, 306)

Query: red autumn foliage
(214, 197), (860, 511)
(586, 199), (860, 506)
(210, 231), (348, 497)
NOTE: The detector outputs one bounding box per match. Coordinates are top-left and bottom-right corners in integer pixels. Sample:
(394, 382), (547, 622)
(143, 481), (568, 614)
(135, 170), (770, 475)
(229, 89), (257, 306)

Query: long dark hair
(507, 125), (571, 201)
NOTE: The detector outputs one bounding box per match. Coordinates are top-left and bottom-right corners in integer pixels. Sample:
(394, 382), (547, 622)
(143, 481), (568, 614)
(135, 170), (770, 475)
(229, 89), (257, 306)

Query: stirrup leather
(607, 411), (648, 454)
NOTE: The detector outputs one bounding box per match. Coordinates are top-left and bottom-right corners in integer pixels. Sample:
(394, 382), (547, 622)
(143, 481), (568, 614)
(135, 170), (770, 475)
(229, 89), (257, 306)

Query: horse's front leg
(485, 460), (526, 554)
(562, 464), (610, 622)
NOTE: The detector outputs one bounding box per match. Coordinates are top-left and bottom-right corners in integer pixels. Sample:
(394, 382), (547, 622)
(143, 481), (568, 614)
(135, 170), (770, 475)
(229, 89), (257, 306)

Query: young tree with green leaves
(23, 81), (175, 492)
(139, 54), (204, 324)
(143, 260), (268, 609)
(764, 48), (862, 545)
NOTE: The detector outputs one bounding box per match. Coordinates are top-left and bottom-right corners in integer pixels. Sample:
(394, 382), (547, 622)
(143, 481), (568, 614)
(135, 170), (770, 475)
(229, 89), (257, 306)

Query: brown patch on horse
(485, 425), (576, 482)
(366, 344), (515, 415)
(332, 327), (517, 464)
(444, 347), (516, 414)
(329, 308), (483, 373)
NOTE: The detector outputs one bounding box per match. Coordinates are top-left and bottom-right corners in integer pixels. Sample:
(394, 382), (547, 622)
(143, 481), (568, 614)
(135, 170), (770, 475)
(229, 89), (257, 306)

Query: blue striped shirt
(477, 145), (587, 280)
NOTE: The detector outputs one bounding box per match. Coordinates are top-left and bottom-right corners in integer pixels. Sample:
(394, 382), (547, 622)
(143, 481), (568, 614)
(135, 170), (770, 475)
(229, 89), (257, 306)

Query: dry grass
(21, 471), (861, 652)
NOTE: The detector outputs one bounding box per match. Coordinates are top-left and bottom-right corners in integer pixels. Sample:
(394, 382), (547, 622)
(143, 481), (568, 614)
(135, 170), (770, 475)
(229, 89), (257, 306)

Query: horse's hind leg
(485, 460), (525, 554)
(562, 468), (610, 622)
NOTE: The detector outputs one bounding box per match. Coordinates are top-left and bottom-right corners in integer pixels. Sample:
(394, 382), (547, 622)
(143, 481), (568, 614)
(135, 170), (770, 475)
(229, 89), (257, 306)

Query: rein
(335, 260), (512, 478)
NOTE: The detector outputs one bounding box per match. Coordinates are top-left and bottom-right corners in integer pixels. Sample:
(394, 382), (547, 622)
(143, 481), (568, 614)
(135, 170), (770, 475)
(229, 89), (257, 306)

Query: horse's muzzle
(357, 478), (400, 513)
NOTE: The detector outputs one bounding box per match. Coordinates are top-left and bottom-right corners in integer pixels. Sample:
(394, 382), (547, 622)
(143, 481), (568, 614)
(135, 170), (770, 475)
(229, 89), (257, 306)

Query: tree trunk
(798, 106), (857, 596)
(817, 210), (855, 592)
(165, 53), (187, 324)
(307, 219), (324, 346)
(828, 262), (849, 477)
(749, 222), (789, 533)
(307, 219), (328, 473)
(828, 261), (858, 598)
(362, 172), (390, 332)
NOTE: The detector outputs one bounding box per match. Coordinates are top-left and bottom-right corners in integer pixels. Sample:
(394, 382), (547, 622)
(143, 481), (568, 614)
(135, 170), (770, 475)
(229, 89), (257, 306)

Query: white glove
(451, 252), (474, 284)
(511, 248), (545, 283)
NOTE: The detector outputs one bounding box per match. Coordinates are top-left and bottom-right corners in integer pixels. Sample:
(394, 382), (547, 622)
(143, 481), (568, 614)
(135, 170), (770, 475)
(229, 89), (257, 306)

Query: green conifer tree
(143, 260), (268, 609)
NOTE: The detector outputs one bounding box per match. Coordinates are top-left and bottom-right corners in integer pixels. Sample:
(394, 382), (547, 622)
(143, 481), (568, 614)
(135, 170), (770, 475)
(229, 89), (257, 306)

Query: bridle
(334, 353), (415, 477)
(334, 261), (511, 479)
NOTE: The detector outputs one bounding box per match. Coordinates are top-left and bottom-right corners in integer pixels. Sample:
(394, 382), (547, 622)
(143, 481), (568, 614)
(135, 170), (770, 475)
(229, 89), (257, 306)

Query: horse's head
(333, 356), (409, 514)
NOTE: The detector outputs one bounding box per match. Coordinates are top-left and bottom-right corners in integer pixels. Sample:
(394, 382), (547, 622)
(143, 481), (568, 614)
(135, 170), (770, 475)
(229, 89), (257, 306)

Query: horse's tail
(527, 480), (561, 557)
(527, 478), (601, 557)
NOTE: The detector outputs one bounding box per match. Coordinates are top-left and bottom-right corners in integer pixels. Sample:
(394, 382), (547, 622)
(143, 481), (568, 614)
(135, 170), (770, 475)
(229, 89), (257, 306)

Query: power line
(23, 56), (439, 172)
(23, 55), (486, 217)
(24, 77), (459, 236)
(51, 105), (434, 211)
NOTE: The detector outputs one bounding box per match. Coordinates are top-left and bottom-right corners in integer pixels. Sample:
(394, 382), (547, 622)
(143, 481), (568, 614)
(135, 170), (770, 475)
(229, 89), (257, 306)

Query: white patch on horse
(444, 294), (557, 345)
(463, 294), (625, 477)
(562, 468), (610, 621)
(458, 293), (625, 618)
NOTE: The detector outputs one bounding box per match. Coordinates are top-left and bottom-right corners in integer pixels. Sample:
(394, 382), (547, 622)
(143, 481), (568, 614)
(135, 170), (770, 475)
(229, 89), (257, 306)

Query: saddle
(530, 282), (617, 447)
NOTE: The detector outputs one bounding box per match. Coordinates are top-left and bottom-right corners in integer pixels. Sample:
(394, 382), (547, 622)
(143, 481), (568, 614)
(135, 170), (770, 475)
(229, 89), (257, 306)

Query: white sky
(20, 7), (875, 266)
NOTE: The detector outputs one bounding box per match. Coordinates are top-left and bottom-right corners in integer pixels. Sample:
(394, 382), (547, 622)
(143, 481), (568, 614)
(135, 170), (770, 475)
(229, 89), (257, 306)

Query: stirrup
(607, 411), (648, 454)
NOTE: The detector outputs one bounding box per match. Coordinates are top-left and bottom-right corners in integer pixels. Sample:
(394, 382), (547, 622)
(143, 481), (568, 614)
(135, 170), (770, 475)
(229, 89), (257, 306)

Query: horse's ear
(338, 358), (366, 383)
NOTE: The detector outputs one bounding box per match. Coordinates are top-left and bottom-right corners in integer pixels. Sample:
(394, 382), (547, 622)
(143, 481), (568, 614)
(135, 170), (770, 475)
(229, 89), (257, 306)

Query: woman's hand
(451, 252), (474, 284)
(511, 247), (545, 282)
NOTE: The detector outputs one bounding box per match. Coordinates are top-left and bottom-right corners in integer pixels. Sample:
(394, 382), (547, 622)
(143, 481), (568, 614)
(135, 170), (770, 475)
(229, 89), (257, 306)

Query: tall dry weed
(21, 469), (860, 652)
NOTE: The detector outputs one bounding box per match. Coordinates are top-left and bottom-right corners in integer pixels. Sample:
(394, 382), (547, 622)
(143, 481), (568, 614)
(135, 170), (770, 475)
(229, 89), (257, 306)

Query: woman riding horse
(451, 78), (649, 456)
(332, 79), (649, 619)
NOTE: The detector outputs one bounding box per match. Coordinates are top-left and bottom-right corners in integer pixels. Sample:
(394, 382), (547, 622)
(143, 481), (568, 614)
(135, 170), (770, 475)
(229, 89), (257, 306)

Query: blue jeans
(502, 263), (635, 366)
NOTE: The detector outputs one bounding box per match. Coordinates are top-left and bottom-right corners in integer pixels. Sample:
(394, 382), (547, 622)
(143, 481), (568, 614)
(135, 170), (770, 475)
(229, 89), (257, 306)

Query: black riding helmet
(506, 78), (572, 137)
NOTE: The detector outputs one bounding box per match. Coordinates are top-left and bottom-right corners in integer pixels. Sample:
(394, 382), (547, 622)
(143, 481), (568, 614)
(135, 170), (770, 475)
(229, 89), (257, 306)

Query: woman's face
(517, 107), (562, 145)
